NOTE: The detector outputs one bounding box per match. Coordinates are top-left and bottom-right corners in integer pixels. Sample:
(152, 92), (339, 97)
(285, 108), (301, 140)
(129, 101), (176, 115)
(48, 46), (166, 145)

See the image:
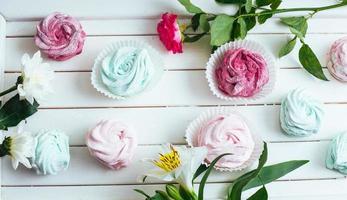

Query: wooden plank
(1, 0), (347, 20)
(3, 69), (347, 108)
(2, 178), (347, 200)
(23, 104), (347, 145)
(0, 14), (6, 193)
(7, 18), (347, 37)
(1, 141), (342, 185)
(5, 34), (346, 71)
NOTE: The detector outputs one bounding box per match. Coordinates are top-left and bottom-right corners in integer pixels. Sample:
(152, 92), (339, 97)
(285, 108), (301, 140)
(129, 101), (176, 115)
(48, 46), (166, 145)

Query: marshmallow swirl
(280, 89), (324, 137)
(35, 12), (86, 61)
(216, 48), (269, 97)
(86, 120), (137, 170)
(192, 114), (254, 170)
(100, 47), (155, 97)
(327, 37), (347, 82)
(326, 132), (347, 174)
(31, 130), (70, 175)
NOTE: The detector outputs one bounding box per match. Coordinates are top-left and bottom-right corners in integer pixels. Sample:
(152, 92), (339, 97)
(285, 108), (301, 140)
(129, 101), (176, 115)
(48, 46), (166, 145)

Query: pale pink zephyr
(216, 48), (269, 97)
(193, 114), (254, 169)
(86, 120), (137, 170)
(328, 37), (347, 82)
(35, 12), (86, 61)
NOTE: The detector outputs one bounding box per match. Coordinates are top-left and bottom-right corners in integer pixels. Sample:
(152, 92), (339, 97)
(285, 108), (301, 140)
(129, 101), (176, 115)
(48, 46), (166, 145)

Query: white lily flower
(17, 51), (54, 104)
(142, 144), (208, 190)
(0, 124), (34, 169)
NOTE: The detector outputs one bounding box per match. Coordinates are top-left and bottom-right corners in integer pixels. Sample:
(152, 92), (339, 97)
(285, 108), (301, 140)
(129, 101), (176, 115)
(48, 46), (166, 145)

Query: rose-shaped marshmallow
(100, 47), (155, 97)
(327, 37), (347, 82)
(35, 12), (86, 61)
(280, 89), (324, 137)
(86, 120), (137, 170)
(326, 132), (347, 174)
(216, 48), (269, 97)
(190, 113), (255, 170)
(157, 13), (183, 54)
(31, 130), (70, 175)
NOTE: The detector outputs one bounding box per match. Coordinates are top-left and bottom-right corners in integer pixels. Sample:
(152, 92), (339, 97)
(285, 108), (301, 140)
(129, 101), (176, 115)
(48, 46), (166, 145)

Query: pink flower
(157, 13), (183, 54)
(35, 12), (86, 61)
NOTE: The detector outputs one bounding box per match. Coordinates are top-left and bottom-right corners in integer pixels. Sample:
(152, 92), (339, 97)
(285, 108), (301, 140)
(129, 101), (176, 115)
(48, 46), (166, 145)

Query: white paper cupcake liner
(206, 40), (277, 102)
(185, 107), (264, 172)
(91, 40), (164, 100)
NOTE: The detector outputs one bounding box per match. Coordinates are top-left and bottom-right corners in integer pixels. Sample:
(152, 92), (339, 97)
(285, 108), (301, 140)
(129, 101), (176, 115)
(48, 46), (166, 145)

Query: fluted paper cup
(91, 40), (164, 100)
(206, 40), (277, 102)
(185, 107), (264, 171)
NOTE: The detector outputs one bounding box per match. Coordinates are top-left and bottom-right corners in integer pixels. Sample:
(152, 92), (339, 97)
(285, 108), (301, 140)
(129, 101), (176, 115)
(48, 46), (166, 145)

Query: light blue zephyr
(31, 130), (70, 175)
(280, 88), (324, 137)
(326, 132), (347, 174)
(100, 47), (155, 97)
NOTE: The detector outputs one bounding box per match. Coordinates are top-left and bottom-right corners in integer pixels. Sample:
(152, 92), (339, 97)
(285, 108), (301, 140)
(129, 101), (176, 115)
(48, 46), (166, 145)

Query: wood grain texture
(1, 0), (347, 20)
(0, 142), (341, 186)
(2, 1), (347, 199)
(5, 34), (347, 71)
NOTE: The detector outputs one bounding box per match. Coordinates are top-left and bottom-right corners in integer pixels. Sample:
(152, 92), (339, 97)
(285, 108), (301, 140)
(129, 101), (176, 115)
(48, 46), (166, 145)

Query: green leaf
(245, 0), (253, 13)
(191, 14), (209, 32)
(183, 33), (206, 43)
(210, 15), (235, 46)
(179, 185), (194, 200)
(134, 189), (151, 198)
(166, 184), (182, 200)
(270, 0), (281, 9)
(198, 153), (232, 200)
(178, 0), (204, 14)
(155, 191), (171, 200)
(256, 0), (272, 7)
(228, 143), (267, 200)
(299, 44), (328, 81)
(247, 186), (268, 200)
(0, 94), (39, 130)
(258, 11), (272, 24)
(193, 164), (208, 181)
(278, 37), (297, 58)
(244, 160), (309, 191)
(280, 17), (308, 39)
(215, 0), (246, 4)
(237, 18), (247, 39)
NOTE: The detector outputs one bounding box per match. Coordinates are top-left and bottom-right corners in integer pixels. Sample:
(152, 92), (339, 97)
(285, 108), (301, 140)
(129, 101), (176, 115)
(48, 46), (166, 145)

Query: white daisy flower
(17, 51), (54, 104)
(0, 124), (34, 169)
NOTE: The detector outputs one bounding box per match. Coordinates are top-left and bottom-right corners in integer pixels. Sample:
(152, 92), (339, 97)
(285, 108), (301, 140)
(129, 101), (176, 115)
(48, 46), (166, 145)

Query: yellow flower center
(154, 146), (181, 172)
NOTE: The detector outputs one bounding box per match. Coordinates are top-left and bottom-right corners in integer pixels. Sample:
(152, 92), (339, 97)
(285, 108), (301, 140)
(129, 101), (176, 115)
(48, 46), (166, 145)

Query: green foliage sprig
(178, 0), (347, 80)
(135, 142), (309, 200)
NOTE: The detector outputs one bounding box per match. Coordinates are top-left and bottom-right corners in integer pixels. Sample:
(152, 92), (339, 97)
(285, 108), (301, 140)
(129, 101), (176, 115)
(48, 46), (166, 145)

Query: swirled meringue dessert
(216, 48), (269, 97)
(280, 88), (324, 137)
(186, 109), (262, 171)
(327, 37), (347, 82)
(35, 12), (86, 61)
(326, 132), (347, 174)
(31, 130), (70, 175)
(86, 120), (138, 170)
(92, 41), (163, 99)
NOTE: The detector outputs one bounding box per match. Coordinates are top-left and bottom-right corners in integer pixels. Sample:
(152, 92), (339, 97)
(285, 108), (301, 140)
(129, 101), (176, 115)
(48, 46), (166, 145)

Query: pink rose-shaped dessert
(35, 12), (86, 61)
(216, 48), (269, 97)
(157, 13), (183, 54)
(189, 113), (255, 170)
(328, 37), (347, 82)
(86, 120), (137, 170)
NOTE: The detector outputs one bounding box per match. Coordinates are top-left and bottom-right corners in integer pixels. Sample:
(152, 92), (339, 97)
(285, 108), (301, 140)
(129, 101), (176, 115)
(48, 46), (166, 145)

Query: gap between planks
(1, 176), (345, 188)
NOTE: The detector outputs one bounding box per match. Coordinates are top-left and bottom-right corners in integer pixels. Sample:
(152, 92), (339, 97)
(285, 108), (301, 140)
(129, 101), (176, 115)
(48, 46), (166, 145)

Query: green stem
(236, 1), (347, 18)
(0, 137), (11, 157)
(0, 85), (17, 97)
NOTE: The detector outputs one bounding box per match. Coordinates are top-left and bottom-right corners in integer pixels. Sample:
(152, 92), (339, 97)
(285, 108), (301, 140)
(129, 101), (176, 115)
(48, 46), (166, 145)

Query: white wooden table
(1, 0), (347, 199)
